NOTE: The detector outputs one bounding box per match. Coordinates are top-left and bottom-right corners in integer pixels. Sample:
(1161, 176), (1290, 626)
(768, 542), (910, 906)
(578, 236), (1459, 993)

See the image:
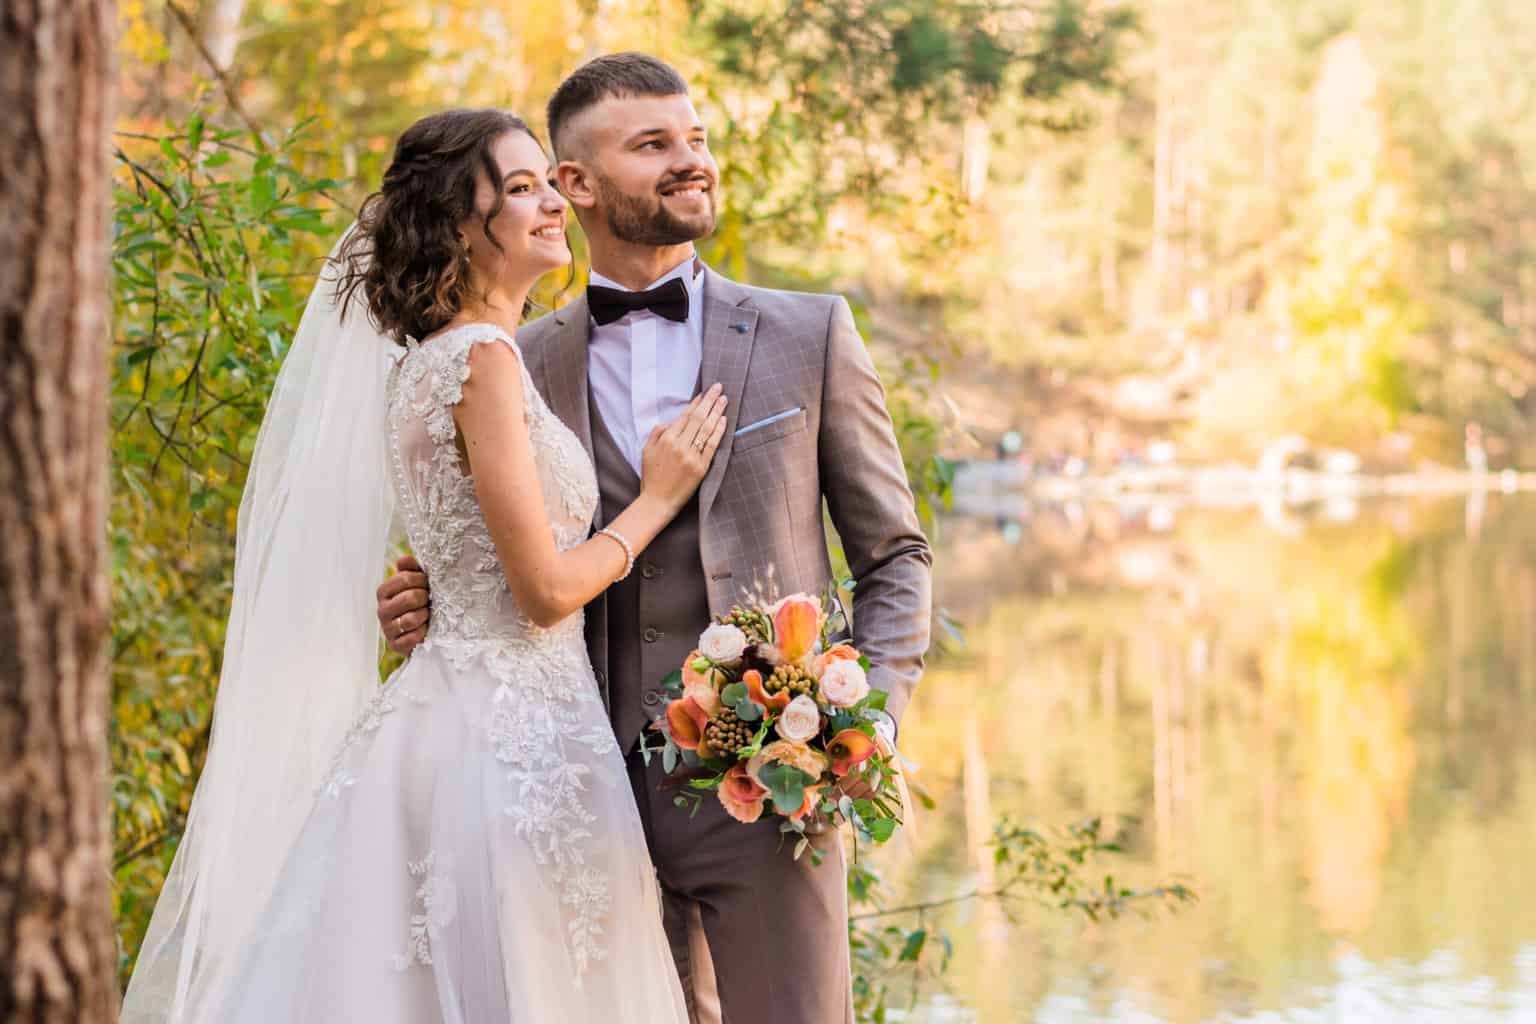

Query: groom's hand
(377, 555), (430, 656)
(835, 775), (877, 802)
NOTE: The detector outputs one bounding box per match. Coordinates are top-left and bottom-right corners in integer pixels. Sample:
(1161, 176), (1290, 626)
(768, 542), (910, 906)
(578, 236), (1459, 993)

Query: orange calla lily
(665, 696), (710, 751)
(773, 594), (821, 663)
(827, 729), (878, 777)
(744, 668), (791, 712)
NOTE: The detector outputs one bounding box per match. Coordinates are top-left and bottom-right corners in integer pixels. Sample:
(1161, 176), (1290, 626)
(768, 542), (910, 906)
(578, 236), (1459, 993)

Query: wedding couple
(122, 53), (931, 1024)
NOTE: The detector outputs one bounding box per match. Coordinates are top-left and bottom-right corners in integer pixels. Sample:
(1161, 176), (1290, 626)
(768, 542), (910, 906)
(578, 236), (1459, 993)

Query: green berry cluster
(765, 663), (818, 700)
(704, 708), (754, 757)
(721, 605), (771, 644)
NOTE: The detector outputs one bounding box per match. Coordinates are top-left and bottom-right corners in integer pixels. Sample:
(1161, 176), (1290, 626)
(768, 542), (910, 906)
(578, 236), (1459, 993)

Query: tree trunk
(200, 0), (245, 70)
(0, 1), (118, 1022)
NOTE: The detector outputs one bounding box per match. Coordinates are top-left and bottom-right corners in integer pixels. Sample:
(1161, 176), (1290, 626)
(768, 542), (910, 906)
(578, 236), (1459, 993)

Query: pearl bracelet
(597, 527), (635, 581)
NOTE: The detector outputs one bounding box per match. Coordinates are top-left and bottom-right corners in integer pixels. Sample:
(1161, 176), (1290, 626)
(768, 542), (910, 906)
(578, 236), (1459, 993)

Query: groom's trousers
(626, 750), (853, 1024)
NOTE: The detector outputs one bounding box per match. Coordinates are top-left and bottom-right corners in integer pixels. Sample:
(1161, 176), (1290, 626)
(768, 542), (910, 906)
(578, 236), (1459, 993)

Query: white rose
(819, 659), (870, 708)
(775, 694), (823, 744)
(698, 623), (748, 665)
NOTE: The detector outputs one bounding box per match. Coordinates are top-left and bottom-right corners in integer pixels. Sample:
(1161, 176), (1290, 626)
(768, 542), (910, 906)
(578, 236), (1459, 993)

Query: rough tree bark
(0, 0), (119, 1021)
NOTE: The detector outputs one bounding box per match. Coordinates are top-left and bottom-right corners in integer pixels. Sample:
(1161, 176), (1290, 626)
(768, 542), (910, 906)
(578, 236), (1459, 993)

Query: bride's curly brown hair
(334, 109), (536, 346)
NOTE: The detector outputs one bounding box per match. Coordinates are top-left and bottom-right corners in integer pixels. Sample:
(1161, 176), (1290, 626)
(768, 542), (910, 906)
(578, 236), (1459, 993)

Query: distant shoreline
(955, 461), (1536, 507)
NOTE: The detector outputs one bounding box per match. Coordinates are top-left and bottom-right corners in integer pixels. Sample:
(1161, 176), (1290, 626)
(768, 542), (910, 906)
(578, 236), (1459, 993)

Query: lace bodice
(386, 323), (599, 662)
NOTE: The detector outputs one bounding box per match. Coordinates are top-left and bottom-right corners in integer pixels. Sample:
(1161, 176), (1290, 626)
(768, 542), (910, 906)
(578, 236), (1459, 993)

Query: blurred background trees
(107, 0), (1536, 1010)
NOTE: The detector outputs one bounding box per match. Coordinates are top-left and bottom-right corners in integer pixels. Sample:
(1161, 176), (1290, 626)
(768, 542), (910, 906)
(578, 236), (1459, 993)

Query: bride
(120, 109), (721, 1022)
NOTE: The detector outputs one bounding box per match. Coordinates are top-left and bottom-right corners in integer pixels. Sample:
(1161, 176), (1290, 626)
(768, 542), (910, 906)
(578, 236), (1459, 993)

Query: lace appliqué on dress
(319, 685), (398, 799)
(394, 851), (457, 971)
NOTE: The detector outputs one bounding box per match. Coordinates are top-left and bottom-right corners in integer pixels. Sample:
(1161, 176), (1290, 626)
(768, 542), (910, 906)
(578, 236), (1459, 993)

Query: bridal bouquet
(647, 592), (904, 861)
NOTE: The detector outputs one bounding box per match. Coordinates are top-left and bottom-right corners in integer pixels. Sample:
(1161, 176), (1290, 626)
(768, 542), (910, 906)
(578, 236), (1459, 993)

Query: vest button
(642, 690), (664, 708)
(643, 627), (661, 643)
(641, 562), (661, 579)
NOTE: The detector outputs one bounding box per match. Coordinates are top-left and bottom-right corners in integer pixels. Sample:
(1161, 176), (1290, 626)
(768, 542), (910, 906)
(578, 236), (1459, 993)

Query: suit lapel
(542, 294), (594, 462)
(697, 270), (759, 517)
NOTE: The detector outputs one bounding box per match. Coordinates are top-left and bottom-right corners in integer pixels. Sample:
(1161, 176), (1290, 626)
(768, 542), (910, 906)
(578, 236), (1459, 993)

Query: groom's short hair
(547, 53), (689, 158)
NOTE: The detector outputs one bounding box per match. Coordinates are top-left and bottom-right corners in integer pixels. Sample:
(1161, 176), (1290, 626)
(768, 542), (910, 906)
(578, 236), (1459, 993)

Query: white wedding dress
(208, 323), (688, 1022)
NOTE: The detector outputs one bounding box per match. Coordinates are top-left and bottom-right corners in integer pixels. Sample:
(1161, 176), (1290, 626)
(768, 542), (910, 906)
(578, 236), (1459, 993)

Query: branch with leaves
(847, 816), (1195, 1021)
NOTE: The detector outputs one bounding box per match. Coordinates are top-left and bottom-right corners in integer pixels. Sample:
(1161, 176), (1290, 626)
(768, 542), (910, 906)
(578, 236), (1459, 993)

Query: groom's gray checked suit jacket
(517, 266), (932, 1024)
(520, 266), (933, 748)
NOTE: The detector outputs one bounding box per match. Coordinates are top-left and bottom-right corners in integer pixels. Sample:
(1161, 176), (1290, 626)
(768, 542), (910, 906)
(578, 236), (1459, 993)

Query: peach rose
(699, 623), (748, 665)
(718, 763), (770, 823)
(813, 644), (861, 677)
(775, 694), (822, 744)
(818, 659), (869, 708)
(752, 739), (830, 781)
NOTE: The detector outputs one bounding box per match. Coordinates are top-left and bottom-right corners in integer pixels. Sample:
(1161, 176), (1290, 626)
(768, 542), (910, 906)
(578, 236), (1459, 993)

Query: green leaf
(898, 928), (927, 962)
(250, 173), (278, 216)
(660, 668), (683, 693)
(867, 818), (897, 843)
(720, 682), (747, 705)
(770, 786), (804, 815)
(757, 762), (813, 815)
(734, 699), (763, 721)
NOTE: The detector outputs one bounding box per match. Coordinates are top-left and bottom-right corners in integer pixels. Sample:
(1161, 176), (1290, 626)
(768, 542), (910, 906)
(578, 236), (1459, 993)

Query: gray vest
(587, 399), (711, 751)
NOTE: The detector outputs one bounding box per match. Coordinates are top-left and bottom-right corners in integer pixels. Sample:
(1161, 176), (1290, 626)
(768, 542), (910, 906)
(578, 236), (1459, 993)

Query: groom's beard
(594, 170), (716, 246)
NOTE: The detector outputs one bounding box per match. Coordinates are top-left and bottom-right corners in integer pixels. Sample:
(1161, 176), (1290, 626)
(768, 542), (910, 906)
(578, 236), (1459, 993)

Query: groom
(377, 53), (932, 1023)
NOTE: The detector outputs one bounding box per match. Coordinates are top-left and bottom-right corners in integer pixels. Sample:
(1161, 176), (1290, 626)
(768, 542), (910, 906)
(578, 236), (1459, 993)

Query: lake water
(881, 492), (1536, 1022)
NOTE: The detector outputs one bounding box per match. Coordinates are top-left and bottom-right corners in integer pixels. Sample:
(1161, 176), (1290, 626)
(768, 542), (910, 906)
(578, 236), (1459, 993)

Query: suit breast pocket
(732, 406), (807, 454)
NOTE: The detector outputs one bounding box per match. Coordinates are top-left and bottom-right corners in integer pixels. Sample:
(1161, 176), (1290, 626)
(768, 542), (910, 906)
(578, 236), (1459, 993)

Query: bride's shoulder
(404, 322), (520, 373)
(416, 320), (517, 351)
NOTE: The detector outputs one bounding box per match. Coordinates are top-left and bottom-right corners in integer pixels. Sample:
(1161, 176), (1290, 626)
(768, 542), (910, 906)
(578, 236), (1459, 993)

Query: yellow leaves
(118, 0), (171, 66)
(166, 740), (192, 778)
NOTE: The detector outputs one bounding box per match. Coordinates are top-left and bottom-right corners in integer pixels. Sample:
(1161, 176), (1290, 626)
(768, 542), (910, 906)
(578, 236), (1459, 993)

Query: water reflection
(888, 494), (1536, 1021)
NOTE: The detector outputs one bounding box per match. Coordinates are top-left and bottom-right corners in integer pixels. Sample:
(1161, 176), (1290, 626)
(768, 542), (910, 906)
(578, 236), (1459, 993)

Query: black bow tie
(587, 277), (690, 326)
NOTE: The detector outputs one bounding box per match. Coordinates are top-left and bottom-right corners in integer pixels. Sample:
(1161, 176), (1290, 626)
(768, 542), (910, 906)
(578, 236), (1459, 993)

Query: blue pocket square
(733, 407), (803, 437)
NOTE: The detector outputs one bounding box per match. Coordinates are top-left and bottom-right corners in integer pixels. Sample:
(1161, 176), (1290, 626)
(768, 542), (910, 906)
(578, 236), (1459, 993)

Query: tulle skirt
(210, 641), (689, 1023)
